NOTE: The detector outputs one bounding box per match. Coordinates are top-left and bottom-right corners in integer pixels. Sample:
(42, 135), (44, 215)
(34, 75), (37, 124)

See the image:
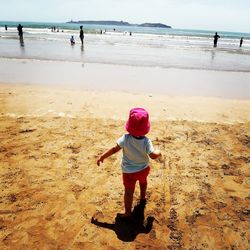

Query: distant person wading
(17, 24), (24, 47)
(79, 26), (84, 45)
(17, 24), (23, 38)
(70, 36), (75, 45)
(240, 37), (243, 47)
(213, 32), (220, 47)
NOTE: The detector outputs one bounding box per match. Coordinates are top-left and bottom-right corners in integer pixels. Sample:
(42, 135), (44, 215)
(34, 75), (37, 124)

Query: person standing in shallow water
(17, 24), (24, 47)
(70, 36), (75, 45)
(17, 24), (23, 39)
(240, 37), (243, 47)
(213, 32), (220, 47)
(79, 26), (84, 46)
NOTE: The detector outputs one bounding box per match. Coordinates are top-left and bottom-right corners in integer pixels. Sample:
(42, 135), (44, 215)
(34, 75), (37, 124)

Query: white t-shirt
(117, 134), (154, 173)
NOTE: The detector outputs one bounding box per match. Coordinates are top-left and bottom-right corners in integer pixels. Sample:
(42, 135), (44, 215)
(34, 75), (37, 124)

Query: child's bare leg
(124, 188), (134, 216)
(139, 182), (147, 200)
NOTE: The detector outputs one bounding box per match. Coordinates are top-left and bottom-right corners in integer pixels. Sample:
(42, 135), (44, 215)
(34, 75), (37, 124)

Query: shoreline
(2, 57), (250, 73)
(1, 60), (250, 99)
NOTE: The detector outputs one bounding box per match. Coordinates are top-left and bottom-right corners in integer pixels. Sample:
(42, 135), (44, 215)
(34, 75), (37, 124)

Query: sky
(1, 0), (250, 32)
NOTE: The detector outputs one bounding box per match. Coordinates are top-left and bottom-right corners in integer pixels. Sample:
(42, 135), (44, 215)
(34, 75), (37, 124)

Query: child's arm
(97, 144), (121, 166)
(149, 149), (161, 160)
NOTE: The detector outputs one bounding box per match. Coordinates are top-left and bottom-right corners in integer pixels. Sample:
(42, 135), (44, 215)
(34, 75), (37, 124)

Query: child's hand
(149, 149), (162, 160)
(154, 149), (162, 158)
(97, 157), (104, 166)
(96, 145), (121, 166)
(156, 154), (164, 163)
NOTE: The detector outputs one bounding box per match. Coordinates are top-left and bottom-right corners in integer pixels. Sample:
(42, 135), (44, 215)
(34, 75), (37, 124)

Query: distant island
(139, 23), (170, 28)
(67, 20), (171, 29)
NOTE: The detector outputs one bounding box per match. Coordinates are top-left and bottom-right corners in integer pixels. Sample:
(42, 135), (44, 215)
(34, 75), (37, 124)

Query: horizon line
(0, 20), (250, 34)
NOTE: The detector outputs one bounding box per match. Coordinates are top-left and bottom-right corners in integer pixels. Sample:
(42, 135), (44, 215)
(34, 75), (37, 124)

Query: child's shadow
(91, 201), (154, 242)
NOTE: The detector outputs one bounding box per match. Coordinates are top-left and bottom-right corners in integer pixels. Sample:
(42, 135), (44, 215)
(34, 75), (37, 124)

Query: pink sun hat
(125, 108), (150, 136)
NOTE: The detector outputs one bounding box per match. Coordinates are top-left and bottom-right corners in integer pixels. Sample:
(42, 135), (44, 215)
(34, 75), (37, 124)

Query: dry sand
(0, 83), (250, 249)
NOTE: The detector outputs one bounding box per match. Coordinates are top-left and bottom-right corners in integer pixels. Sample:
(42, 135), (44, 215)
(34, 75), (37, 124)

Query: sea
(0, 21), (250, 72)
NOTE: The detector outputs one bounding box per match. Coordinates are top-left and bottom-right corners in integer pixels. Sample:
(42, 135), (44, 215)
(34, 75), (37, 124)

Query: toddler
(97, 107), (161, 217)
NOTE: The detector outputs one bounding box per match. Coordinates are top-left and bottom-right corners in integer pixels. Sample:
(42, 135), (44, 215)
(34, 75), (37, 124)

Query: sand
(0, 83), (250, 249)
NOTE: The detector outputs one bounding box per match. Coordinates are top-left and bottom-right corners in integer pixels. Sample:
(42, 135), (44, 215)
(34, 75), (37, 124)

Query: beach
(0, 81), (250, 249)
(0, 22), (250, 249)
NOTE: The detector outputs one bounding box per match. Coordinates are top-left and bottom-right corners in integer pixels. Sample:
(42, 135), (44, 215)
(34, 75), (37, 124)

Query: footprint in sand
(237, 156), (250, 163)
(0, 146), (7, 152)
(235, 208), (250, 221)
(72, 184), (85, 199)
(167, 208), (178, 231)
(239, 135), (250, 147)
(68, 157), (79, 169)
(66, 143), (81, 154)
(185, 208), (205, 225)
(213, 201), (227, 209)
(167, 208), (183, 248)
(7, 194), (17, 203)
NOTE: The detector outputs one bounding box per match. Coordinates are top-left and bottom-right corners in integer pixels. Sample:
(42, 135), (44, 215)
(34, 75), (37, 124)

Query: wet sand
(1, 60), (250, 99)
(0, 84), (250, 249)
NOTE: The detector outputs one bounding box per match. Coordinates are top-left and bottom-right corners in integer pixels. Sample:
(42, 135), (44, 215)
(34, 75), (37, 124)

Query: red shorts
(122, 167), (150, 189)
